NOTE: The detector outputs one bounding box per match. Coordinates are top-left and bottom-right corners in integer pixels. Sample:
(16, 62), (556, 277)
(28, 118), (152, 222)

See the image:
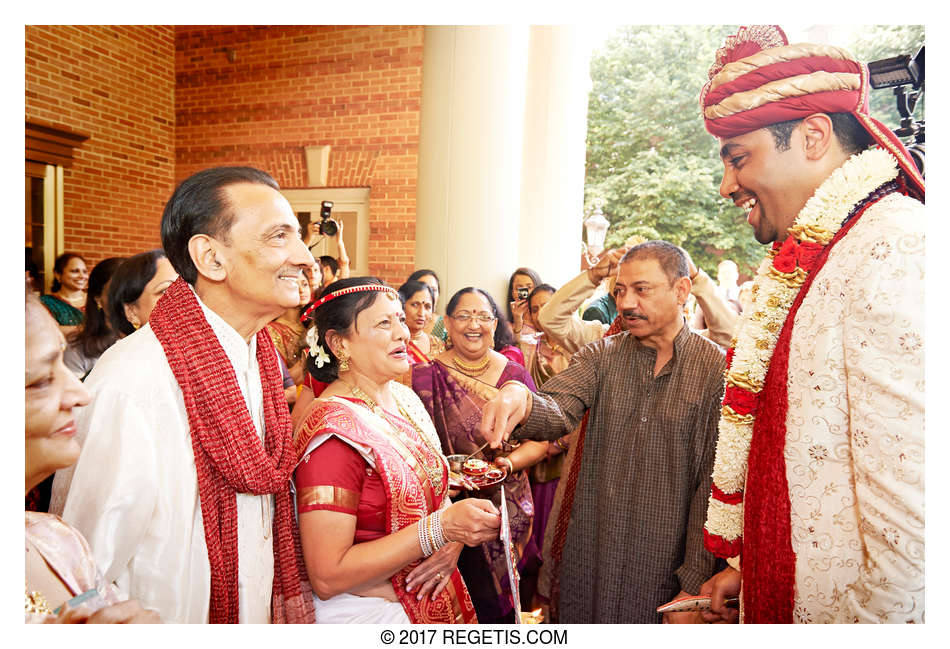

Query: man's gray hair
(619, 240), (689, 285)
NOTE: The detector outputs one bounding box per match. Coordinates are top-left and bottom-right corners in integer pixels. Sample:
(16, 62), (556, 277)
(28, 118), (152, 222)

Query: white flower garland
(705, 147), (900, 545)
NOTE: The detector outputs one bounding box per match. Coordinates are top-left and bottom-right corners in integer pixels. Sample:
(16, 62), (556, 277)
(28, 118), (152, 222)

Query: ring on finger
(437, 572), (444, 580)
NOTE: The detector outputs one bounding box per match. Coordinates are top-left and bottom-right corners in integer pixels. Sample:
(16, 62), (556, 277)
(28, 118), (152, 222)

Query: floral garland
(703, 147), (900, 557)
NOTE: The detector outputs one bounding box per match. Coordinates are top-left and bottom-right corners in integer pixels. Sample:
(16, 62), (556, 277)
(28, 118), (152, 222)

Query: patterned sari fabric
(39, 295), (84, 326)
(25, 512), (124, 623)
(266, 319), (306, 368)
(410, 360), (539, 621)
(292, 385), (477, 623)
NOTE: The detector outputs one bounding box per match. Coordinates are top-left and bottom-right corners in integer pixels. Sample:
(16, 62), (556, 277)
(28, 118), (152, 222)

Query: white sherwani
(785, 192), (924, 623)
(51, 289), (276, 623)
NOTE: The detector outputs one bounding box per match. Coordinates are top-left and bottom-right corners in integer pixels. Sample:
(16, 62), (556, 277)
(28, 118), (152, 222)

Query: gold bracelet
(498, 456), (515, 474)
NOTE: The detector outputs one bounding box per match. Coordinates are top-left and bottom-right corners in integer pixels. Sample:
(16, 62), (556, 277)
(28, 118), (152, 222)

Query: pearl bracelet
(418, 511), (448, 557)
(418, 516), (433, 557)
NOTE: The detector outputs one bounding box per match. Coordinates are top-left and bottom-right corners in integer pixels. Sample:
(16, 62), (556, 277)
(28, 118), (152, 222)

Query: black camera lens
(319, 218), (338, 237)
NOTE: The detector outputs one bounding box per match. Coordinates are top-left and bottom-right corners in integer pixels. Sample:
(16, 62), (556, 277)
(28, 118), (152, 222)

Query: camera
(318, 201), (337, 236)
(868, 45), (924, 177)
(516, 287), (530, 300)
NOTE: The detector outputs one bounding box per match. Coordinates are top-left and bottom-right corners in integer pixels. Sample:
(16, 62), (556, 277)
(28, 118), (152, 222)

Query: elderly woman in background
(63, 257), (126, 381)
(25, 289), (161, 623)
(410, 287), (547, 622)
(398, 279), (444, 364)
(291, 277), (500, 623)
(40, 253), (89, 333)
(105, 250), (178, 336)
(506, 267), (541, 338)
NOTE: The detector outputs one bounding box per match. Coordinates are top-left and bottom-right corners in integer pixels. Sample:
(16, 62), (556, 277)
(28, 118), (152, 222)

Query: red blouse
(294, 436), (387, 543)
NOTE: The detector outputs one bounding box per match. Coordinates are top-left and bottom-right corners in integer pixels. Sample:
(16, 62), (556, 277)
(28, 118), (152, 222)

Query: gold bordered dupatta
(292, 387), (477, 624)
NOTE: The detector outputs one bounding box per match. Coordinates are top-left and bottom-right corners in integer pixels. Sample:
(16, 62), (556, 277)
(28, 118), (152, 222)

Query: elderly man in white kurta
(696, 26), (924, 623)
(51, 167), (316, 623)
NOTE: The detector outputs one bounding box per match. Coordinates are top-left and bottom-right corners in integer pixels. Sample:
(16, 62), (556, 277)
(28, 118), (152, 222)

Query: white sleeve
(60, 386), (161, 586)
(834, 208), (925, 623)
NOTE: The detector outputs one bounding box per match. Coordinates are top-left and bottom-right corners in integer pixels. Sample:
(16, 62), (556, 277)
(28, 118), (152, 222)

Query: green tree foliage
(584, 25), (924, 279)
(585, 25), (761, 278)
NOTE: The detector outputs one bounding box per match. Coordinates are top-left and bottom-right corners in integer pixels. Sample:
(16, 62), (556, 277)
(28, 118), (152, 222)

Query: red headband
(701, 25), (924, 200)
(300, 283), (397, 323)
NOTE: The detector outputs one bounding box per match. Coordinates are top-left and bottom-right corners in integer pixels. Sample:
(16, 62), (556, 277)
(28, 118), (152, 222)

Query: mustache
(621, 310), (647, 320)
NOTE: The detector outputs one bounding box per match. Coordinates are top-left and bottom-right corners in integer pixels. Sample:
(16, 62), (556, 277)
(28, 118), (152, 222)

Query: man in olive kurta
(481, 241), (725, 623)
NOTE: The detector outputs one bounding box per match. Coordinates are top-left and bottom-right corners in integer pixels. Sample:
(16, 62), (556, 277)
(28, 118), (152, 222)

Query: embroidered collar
(704, 147), (900, 556)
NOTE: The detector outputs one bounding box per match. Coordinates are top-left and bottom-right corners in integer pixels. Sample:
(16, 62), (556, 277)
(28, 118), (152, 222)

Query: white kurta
(51, 288), (275, 623)
(785, 192), (924, 623)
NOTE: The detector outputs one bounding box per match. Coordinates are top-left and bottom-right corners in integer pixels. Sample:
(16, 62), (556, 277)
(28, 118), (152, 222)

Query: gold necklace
(25, 579), (52, 615)
(451, 352), (491, 377)
(344, 382), (444, 496)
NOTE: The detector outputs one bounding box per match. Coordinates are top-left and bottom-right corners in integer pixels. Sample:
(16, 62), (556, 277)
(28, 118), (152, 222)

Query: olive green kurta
(515, 323), (725, 623)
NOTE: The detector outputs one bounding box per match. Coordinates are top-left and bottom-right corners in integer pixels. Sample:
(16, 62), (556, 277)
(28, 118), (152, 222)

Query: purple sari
(410, 359), (539, 622)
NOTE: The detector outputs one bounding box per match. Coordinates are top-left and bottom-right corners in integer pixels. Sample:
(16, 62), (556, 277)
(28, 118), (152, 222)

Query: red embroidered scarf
(293, 395), (478, 623)
(149, 278), (314, 624)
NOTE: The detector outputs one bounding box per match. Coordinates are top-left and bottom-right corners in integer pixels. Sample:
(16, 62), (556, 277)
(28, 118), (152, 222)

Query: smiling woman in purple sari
(409, 287), (548, 623)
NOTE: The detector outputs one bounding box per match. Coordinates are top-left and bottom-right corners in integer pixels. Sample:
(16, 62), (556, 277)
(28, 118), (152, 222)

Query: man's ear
(188, 234), (227, 282)
(800, 113), (834, 161)
(674, 276), (691, 306)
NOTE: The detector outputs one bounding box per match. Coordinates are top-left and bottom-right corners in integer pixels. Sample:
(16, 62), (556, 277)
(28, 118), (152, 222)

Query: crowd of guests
(25, 25), (924, 625)
(25, 217), (739, 624)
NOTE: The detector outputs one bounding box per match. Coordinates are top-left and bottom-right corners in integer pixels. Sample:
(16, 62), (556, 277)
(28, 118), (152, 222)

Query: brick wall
(25, 26), (176, 265)
(175, 25), (424, 285)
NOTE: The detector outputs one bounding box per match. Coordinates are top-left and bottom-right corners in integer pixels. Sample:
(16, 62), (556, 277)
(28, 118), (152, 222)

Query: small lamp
(583, 202), (610, 262)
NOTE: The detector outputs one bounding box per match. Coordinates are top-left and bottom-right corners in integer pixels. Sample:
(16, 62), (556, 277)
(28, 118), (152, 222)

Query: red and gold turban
(701, 25), (924, 198)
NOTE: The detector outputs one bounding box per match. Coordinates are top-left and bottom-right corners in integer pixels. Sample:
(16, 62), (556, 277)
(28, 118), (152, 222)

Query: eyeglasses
(450, 312), (496, 324)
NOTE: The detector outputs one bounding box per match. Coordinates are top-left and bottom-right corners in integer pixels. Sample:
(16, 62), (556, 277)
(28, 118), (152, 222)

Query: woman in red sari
(292, 277), (501, 623)
(398, 279), (444, 365)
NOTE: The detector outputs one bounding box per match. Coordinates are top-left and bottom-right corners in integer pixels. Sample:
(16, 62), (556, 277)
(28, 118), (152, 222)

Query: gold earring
(130, 315), (141, 330)
(338, 353), (350, 372)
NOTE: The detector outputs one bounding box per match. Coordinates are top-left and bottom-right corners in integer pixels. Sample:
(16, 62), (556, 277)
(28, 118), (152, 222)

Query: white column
(414, 25), (592, 310)
(517, 26), (594, 290)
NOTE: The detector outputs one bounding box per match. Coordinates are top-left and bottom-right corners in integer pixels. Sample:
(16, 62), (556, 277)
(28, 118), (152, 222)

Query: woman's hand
(405, 542), (462, 601)
(49, 599), (162, 624)
(441, 498), (500, 546)
(510, 299), (529, 332)
(494, 456), (514, 476)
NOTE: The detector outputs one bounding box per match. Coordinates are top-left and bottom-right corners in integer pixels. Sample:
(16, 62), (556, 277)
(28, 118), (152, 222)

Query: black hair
(106, 249), (167, 336)
(50, 252), (87, 292)
(446, 287), (517, 352)
(70, 256), (126, 358)
(527, 283), (556, 309)
(397, 279), (435, 306)
(619, 240), (689, 285)
(304, 276), (392, 383)
(160, 166), (279, 285)
(318, 255), (340, 277)
(505, 267), (542, 321)
(25, 248), (39, 288)
(407, 269), (440, 294)
(765, 113), (874, 155)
